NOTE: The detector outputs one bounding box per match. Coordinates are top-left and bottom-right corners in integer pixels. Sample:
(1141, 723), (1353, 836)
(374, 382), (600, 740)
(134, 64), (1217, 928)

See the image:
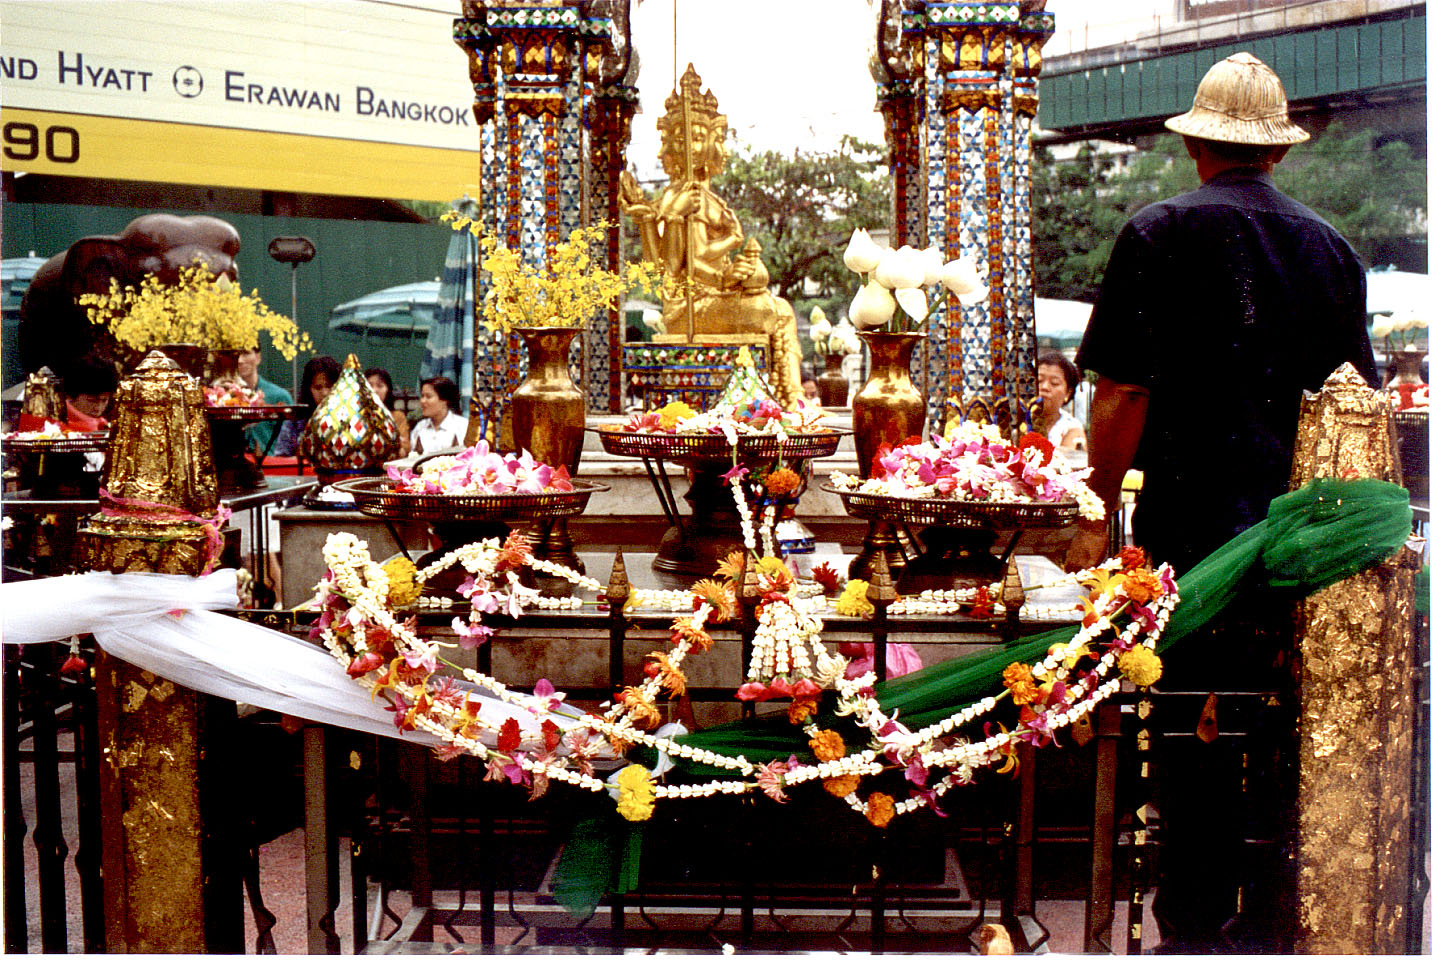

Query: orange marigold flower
(645, 652), (687, 698)
(691, 578), (737, 622)
(865, 792), (896, 828)
(1120, 568), (1164, 605)
(1002, 661), (1041, 705)
(823, 774), (862, 797)
(809, 729), (847, 762)
(1118, 545), (1148, 570)
(788, 696), (819, 724)
(669, 618), (714, 652)
(764, 467), (802, 497)
(714, 550), (745, 582)
(618, 686), (662, 729)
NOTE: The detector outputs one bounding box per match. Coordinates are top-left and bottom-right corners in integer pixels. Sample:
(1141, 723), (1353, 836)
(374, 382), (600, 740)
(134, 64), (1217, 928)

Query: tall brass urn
(510, 326), (585, 473)
(510, 325), (586, 574)
(850, 330), (926, 581)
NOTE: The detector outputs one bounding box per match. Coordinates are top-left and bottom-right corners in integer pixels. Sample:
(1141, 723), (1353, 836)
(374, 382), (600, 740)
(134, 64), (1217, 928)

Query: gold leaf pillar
(1288, 363), (1420, 954)
(76, 352), (239, 952)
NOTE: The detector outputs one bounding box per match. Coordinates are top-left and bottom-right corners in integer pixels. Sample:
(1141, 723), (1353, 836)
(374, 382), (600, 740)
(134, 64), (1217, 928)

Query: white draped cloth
(0, 570), (582, 747)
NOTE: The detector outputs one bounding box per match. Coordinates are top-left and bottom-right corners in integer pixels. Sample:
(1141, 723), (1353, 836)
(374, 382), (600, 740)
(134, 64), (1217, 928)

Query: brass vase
(207, 348), (243, 384)
(510, 325), (587, 575)
(1387, 347), (1428, 499)
(155, 343), (207, 380)
(817, 352), (850, 407)
(850, 330), (926, 581)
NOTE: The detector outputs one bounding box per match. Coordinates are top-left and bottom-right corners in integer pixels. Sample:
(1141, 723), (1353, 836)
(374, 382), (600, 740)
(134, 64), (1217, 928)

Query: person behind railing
(409, 375), (466, 455)
(274, 355), (341, 458)
(237, 342), (294, 454)
(365, 366), (410, 453)
(1034, 351), (1085, 451)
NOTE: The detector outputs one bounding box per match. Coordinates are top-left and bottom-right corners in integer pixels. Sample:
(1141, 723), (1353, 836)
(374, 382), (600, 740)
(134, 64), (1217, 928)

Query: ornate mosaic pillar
(1288, 365), (1420, 954)
(582, 1), (637, 413)
(891, 2), (1053, 433)
(874, 2), (925, 251)
(453, 1), (629, 439)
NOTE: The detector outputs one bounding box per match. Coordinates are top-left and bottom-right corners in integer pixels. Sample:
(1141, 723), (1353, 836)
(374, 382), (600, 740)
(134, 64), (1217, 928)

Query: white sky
(626, 0), (1173, 177)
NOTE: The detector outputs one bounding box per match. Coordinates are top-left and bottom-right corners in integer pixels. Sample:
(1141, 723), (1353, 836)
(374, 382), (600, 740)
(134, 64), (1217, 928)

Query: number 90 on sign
(3, 122), (80, 163)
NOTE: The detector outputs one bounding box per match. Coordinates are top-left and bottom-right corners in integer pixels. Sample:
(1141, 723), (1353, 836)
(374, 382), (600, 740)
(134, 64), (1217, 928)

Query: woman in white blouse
(409, 376), (468, 454)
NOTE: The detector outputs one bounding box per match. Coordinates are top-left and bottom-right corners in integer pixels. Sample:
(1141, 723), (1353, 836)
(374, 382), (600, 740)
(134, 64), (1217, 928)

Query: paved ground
(13, 731), (1429, 955)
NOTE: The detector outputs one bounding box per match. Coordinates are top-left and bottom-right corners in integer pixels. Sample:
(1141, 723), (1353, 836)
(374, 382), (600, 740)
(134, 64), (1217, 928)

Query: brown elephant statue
(19, 213), (241, 381)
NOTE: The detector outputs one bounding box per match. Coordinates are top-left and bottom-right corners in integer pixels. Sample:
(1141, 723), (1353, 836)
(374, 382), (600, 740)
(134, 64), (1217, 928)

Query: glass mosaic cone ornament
(300, 354), (401, 471)
(710, 346), (776, 411)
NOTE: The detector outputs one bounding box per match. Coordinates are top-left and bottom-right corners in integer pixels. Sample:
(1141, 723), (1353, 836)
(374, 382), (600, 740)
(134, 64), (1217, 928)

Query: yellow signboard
(0, 0), (482, 201)
(1, 107), (479, 203)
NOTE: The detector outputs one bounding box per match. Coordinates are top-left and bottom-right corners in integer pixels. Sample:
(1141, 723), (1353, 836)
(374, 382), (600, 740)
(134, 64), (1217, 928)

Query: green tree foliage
(711, 135), (893, 321)
(1031, 124), (1426, 302)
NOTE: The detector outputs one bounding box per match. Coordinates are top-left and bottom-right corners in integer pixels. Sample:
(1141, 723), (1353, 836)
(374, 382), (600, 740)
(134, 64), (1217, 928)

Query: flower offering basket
(594, 426), (844, 579)
(332, 475), (609, 594)
(824, 483), (1081, 593)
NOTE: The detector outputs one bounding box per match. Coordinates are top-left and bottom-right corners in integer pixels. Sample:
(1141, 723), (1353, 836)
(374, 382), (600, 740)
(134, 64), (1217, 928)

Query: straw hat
(1164, 52), (1309, 146)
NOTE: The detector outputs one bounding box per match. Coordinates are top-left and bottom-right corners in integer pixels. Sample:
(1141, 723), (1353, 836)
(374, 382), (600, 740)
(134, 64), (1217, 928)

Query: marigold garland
(310, 445), (1177, 827)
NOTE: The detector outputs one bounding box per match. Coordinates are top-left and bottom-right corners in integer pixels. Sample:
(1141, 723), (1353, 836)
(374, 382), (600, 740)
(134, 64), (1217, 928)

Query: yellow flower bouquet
(442, 214), (666, 334)
(80, 261), (313, 360)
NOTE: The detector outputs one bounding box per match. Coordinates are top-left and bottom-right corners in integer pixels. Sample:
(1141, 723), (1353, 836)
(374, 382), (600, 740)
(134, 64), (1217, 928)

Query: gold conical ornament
(78, 351), (225, 575)
(299, 354), (401, 471)
(18, 366), (65, 428)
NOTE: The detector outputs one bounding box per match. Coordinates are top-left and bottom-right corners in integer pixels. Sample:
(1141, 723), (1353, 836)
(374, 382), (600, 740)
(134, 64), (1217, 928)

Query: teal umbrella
(328, 281), (440, 338)
(422, 197), (478, 406)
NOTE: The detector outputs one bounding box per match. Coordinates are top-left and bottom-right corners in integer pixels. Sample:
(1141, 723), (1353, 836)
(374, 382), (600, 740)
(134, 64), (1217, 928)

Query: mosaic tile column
(587, 83), (638, 412)
(889, 2), (1053, 434)
(453, 2), (629, 438)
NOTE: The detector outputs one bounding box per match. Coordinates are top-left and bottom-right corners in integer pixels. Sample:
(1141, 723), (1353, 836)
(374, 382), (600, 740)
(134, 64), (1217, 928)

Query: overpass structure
(1037, 0), (1425, 145)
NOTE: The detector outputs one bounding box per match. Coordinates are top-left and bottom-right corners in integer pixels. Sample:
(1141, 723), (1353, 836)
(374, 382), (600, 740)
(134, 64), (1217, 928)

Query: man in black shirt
(1065, 52), (1379, 953)
(1067, 52), (1377, 577)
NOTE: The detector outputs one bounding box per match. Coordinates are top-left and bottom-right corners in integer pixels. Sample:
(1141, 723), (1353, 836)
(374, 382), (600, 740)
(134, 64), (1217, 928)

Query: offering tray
(203, 404), (311, 494)
(593, 426), (842, 463)
(2, 431), (110, 455)
(593, 427), (846, 579)
(333, 476), (609, 594)
(334, 476), (606, 524)
(824, 483), (1081, 593)
(203, 403), (310, 423)
(3, 431), (110, 498)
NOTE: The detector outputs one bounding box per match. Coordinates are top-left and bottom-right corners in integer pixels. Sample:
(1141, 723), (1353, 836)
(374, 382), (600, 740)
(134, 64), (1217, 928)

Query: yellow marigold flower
(1118, 646), (1163, 687)
(615, 764), (656, 822)
(835, 579), (874, 618)
(823, 774), (862, 797)
(865, 792), (896, 828)
(1002, 661), (1041, 705)
(657, 400), (697, 430)
(764, 467), (802, 497)
(809, 729), (847, 762)
(381, 556), (423, 607)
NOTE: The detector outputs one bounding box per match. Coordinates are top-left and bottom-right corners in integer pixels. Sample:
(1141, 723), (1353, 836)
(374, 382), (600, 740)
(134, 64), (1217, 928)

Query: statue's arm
(619, 172), (663, 264)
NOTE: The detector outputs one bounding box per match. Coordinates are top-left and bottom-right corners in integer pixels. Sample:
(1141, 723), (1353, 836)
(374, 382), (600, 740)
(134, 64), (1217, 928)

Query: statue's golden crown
(660, 64), (722, 127)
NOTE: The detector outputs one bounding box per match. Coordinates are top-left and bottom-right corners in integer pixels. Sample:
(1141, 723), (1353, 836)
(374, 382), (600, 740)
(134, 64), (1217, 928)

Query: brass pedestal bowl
(333, 476), (608, 595)
(825, 484), (1080, 593)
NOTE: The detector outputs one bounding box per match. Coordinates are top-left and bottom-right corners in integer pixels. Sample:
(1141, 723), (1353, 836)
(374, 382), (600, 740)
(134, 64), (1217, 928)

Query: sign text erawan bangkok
(2, 52), (471, 127)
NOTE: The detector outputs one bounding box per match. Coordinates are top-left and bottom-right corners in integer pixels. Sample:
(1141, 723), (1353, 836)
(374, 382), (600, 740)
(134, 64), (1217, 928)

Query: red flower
(1018, 430), (1054, 466)
(60, 655), (87, 676)
(810, 562), (842, 593)
(346, 651), (385, 678)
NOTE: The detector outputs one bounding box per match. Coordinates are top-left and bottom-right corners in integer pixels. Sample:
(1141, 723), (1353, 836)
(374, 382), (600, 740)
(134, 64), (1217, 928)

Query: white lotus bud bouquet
(1371, 309), (1429, 351)
(807, 307), (861, 358)
(841, 228), (987, 333)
